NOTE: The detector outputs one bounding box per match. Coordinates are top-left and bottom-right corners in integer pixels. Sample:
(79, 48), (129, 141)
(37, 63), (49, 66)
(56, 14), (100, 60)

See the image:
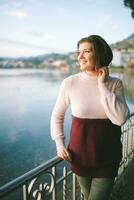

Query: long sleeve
(50, 79), (70, 148)
(98, 79), (130, 126)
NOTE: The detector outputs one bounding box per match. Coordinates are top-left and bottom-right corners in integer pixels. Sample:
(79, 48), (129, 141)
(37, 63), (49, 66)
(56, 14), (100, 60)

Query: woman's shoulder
(108, 75), (122, 84)
(107, 76), (123, 91)
(63, 72), (81, 83)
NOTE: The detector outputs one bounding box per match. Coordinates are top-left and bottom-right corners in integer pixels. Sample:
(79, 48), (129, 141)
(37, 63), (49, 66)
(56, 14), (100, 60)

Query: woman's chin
(80, 65), (95, 72)
(80, 65), (88, 71)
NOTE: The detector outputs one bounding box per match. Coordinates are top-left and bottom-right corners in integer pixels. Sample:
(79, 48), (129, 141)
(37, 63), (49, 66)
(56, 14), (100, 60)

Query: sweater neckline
(80, 71), (98, 82)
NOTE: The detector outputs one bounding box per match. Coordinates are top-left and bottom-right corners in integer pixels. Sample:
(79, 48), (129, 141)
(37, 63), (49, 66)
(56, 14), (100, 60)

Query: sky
(0, 0), (134, 57)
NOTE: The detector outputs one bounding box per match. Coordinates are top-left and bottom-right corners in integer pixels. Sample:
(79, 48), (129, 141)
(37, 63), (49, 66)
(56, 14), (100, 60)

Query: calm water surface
(0, 68), (134, 186)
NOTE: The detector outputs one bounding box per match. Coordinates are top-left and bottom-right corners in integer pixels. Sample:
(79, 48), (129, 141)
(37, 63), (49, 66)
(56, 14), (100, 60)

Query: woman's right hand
(97, 67), (109, 83)
(57, 146), (72, 162)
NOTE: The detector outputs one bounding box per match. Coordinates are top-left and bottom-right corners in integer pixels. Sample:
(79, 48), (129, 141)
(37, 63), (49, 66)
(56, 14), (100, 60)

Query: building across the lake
(112, 48), (134, 68)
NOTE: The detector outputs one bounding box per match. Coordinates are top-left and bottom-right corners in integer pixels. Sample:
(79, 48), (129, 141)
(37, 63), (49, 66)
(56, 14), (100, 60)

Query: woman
(50, 35), (130, 200)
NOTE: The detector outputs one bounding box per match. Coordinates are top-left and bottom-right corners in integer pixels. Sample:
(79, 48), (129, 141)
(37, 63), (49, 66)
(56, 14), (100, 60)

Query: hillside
(0, 33), (134, 69)
(111, 33), (134, 50)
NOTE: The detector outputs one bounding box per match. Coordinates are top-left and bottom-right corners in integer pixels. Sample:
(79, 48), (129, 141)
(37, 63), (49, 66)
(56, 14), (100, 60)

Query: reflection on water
(0, 68), (134, 186)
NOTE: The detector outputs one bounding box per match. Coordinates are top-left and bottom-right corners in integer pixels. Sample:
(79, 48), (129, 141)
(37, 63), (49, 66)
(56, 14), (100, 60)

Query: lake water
(0, 68), (134, 186)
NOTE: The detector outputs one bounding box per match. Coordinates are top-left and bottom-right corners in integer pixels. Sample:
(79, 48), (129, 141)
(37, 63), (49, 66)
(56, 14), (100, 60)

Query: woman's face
(77, 42), (96, 72)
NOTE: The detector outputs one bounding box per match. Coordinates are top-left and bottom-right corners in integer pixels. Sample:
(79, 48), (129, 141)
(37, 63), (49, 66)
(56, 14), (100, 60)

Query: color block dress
(50, 71), (130, 178)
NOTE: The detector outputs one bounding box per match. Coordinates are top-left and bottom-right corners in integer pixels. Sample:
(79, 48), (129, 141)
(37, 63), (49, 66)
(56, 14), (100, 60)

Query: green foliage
(124, 0), (134, 18)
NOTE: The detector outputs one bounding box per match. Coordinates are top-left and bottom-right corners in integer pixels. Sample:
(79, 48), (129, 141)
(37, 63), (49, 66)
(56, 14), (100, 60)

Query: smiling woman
(77, 42), (96, 72)
(50, 34), (130, 200)
(77, 35), (113, 71)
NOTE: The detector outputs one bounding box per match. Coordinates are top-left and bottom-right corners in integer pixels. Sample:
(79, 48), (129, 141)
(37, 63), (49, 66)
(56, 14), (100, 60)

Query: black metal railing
(0, 113), (134, 200)
(118, 112), (134, 175)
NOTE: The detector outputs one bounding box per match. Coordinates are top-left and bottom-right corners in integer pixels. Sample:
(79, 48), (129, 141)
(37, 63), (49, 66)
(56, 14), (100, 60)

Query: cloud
(0, 2), (26, 18)
(10, 10), (28, 19)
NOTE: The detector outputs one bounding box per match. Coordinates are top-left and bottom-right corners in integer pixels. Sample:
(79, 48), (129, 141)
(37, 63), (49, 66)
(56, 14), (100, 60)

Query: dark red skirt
(67, 115), (122, 178)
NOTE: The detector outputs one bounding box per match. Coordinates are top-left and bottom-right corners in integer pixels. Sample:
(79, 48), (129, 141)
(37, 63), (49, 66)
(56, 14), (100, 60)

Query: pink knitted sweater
(50, 71), (130, 148)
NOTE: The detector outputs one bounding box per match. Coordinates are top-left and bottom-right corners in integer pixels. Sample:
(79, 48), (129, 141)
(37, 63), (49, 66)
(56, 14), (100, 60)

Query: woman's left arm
(98, 68), (130, 126)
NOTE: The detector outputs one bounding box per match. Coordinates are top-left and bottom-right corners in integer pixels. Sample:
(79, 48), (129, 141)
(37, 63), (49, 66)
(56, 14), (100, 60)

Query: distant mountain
(0, 33), (134, 68)
(111, 33), (134, 50)
(125, 33), (134, 40)
(111, 33), (134, 67)
(0, 52), (77, 69)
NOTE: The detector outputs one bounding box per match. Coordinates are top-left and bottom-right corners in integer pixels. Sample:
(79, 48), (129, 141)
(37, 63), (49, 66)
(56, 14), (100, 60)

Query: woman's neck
(84, 70), (98, 77)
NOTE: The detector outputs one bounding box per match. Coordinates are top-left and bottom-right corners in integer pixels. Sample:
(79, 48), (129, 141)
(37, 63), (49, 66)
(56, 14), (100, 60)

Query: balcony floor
(110, 158), (134, 200)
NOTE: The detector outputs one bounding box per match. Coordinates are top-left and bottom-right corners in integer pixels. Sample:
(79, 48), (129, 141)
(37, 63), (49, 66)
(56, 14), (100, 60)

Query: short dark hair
(77, 35), (113, 67)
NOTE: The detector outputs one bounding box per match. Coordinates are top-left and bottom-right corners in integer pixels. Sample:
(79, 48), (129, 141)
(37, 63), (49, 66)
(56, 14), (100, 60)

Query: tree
(124, 0), (134, 18)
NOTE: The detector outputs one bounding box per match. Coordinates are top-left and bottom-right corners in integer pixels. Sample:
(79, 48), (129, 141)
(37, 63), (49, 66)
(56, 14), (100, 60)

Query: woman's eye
(84, 50), (90, 54)
(76, 49), (91, 56)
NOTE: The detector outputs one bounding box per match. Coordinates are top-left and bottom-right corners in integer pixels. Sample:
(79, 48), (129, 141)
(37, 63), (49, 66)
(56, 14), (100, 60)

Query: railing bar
(56, 171), (72, 184)
(52, 166), (56, 200)
(0, 157), (62, 198)
(0, 112), (134, 199)
(116, 113), (134, 180)
(23, 183), (29, 200)
(81, 192), (84, 200)
(63, 167), (67, 200)
(72, 173), (76, 200)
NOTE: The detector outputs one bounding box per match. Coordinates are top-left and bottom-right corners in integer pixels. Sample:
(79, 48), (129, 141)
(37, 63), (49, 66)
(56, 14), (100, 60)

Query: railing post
(126, 125), (129, 165)
(81, 192), (84, 200)
(23, 183), (29, 200)
(128, 127), (132, 160)
(52, 166), (56, 200)
(63, 167), (67, 200)
(130, 125), (134, 159)
(72, 173), (76, 200)
(123, 129), (127, 169)
(132, 125), (134, 158)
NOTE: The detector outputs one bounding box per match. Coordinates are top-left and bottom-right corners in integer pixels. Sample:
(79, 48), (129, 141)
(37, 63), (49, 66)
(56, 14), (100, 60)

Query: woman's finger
(57, 146), (72, 161)
(57, 149), (69, 161)
(65, 150), (72, 162)
(61, 149), (71, 161)
(57, 149), (72, 161)
(58, 151), (66, 159)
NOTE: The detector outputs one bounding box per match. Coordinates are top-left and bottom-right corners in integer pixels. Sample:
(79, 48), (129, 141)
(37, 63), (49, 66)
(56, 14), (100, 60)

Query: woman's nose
(79, 51), (84, 59)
